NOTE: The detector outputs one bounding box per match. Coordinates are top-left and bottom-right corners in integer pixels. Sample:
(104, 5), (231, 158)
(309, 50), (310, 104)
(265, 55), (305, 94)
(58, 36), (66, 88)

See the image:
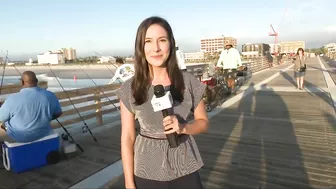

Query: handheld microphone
(151, 85), (179, 148)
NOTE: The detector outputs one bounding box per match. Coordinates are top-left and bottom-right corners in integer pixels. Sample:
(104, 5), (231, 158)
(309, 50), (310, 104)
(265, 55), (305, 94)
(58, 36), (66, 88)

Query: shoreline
(2, 62), (209, 79)
(6, 64), (119, 70)
(3, 66), (118, 79)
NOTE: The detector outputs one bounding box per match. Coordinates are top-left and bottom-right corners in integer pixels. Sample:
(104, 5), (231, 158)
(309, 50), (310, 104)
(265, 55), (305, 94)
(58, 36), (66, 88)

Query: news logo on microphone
(151, 85), (179, 148)
(151, 90), (173, 112)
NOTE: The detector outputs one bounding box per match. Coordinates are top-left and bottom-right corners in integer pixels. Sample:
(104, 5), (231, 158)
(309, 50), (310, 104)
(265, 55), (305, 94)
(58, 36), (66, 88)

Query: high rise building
(61, 48), (77, 60)
(241, 43), (271, 58)
(280, 41), (305, 54)
(200, 35), (237, 53)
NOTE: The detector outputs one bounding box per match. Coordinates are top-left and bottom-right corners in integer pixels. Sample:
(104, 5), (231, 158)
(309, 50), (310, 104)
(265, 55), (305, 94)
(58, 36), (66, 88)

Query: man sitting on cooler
(0, 71), (62, 143)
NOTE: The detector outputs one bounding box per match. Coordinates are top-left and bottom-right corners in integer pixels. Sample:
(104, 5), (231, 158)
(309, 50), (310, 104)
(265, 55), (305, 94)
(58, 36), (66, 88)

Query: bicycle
(197, 68), (229, 112)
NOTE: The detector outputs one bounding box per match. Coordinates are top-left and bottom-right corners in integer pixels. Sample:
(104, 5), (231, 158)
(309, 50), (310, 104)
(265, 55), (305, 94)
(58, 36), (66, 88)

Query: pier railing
(51, 84), (121, 129)
(51, 57), (274, 129)
(0, 57), (276, 131)
(0, 81), (48, 97)
(241, 56), (274, 72)
(0, 81), (121, 130)
(187, 56), (274, 76)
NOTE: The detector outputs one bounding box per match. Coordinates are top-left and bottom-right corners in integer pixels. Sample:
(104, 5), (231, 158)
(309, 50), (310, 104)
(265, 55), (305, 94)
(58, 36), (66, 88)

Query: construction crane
(269, 9), (287, 56)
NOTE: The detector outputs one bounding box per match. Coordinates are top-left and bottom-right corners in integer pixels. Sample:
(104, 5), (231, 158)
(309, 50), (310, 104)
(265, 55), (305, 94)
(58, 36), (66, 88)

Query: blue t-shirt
(0, 87), (62, 142)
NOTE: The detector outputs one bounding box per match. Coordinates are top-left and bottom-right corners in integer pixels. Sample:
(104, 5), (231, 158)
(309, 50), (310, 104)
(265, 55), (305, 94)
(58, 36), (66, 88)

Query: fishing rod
(93, 51), (123, 84)
(77, 65), (120, 112)
(47, 64), (98, 142)
(56, 119), (84, 152)
(0, 50), (8, 96)
(12, 64), (85, 152)
(105, 64), (117, 77)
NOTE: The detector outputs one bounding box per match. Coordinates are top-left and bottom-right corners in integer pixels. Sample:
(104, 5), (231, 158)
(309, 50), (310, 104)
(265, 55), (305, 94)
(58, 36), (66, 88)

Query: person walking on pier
(115, 16), (208, 189)
(216, 42), (242, 95)
(0, 71), (62, 143)
(109, 58), (135, 84)
(292, 48), (306, 90)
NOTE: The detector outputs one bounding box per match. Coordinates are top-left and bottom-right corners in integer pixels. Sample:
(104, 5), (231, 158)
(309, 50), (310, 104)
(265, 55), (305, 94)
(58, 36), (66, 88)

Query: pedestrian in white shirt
(216, 43), (242, 95)
(109, 58), (135, 84)
(176, 45), (187, 71)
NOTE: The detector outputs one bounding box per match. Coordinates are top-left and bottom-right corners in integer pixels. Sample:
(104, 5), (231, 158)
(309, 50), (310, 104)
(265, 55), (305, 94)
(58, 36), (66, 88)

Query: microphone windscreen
(153, 85), (165, 97)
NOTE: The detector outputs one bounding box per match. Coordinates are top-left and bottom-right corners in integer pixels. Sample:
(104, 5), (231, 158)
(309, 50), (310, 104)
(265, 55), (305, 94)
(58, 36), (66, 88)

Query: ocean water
(0, 74), (111, 92)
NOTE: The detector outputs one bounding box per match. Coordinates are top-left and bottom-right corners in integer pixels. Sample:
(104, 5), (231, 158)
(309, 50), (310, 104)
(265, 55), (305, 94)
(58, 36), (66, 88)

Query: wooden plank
(0, 81), (48, 97)
(51, 107), (119, 128)
(105, 91), (336, 189)
(60, 91), (118, 107)
(60, 99), (118, 118)
(0, 122), (123, 189)
(55, 84), (120, 100)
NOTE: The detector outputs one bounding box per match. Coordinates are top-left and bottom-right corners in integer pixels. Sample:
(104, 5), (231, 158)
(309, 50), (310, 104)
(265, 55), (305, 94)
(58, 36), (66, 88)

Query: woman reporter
(115, 16), (208, 189)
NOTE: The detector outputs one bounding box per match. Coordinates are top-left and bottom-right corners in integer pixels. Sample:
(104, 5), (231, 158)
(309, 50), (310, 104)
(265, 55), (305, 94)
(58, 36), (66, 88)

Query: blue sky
(1, 0), (335, 60)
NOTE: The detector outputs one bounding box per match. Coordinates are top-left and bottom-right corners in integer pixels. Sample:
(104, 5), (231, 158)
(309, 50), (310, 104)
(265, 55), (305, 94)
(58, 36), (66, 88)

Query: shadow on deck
(106, 58), (336, 189)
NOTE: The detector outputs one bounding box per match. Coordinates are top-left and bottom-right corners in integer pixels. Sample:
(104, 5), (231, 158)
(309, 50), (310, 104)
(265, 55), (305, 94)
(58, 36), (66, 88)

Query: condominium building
(200, 35), (237, 53)
(0, 57), (3, 64)
(184, 52), (205, 62)
(269, 43), (281, 54)
(37, 50), (65, 64)
(241, 43), (271, 58)
(61, 48), (77, 60)
(280, 41), (305, 54)
(98, 56), (116, 64)
(325, 43), (336, 58)
(325, 43), (336, 52)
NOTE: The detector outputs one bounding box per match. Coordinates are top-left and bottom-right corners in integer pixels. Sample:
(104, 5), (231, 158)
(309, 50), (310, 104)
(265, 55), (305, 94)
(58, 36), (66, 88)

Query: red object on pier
(74, 75), (77, 81)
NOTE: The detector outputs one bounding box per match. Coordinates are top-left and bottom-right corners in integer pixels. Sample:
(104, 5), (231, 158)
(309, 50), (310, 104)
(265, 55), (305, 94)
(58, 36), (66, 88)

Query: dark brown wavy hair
(131, 16), (185, 105)
(296, 48), (304, 55)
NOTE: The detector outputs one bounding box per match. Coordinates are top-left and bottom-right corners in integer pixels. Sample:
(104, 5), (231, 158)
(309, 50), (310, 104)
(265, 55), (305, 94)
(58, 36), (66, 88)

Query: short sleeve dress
(114, 72), (206, 181)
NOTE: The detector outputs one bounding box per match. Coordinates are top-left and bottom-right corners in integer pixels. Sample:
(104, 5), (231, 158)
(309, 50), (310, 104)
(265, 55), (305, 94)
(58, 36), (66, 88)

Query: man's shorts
(223, 69), (237, 80)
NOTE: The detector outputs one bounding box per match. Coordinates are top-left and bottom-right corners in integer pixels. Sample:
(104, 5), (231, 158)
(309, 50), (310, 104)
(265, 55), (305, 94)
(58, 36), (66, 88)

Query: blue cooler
(2, 133), (61, 173)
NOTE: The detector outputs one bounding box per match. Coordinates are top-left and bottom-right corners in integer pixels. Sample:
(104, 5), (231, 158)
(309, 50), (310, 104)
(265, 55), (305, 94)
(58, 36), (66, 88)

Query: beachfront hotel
(36, 48), (77, 64)
(200, 35), (237, 53)
(61, 48), (77, 61)
(184, 52), (205, 62)
(279, 41), (305, 54)
(37, 50), (65, 64)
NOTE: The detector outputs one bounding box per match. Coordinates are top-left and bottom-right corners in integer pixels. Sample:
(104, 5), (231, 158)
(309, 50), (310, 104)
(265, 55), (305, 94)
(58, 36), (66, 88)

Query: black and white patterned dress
(115, 72), (206, 181)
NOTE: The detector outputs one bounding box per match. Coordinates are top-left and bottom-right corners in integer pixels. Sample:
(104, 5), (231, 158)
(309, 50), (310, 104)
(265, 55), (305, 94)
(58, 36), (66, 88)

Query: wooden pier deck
(1, 57), (335, 189)
(106, 57), (336, 189)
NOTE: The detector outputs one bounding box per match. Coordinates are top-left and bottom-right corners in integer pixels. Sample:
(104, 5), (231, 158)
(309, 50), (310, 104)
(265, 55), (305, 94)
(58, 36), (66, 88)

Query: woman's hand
(163, 115), (185, 135)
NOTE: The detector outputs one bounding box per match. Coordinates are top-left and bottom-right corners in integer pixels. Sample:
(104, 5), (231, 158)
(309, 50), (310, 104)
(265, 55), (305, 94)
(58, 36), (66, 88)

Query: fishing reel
(61, 133), (69, 141)
(82, 126), (88, 133)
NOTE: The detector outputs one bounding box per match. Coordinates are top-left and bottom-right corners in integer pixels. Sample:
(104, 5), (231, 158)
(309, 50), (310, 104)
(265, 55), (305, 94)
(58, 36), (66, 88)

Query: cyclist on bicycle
(216, 42), (242, 95)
